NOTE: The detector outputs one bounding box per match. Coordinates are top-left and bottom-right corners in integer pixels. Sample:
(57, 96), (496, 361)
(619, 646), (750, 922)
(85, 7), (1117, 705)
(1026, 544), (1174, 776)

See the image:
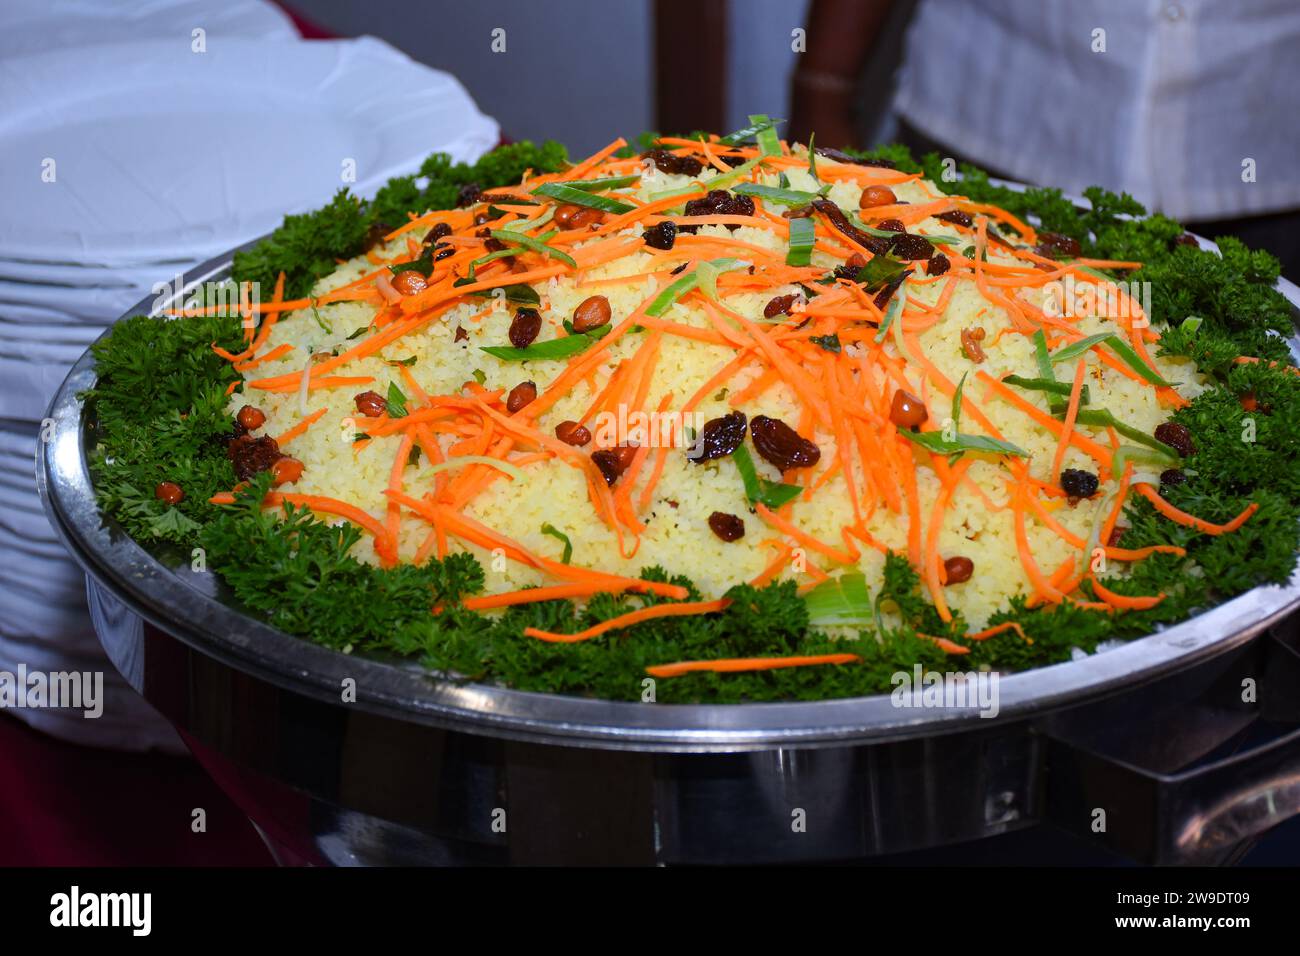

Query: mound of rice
(233, 148), (1200, 630)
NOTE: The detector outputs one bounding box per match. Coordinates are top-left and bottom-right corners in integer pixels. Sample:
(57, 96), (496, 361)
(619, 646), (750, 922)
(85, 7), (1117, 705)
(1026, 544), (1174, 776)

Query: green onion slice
(732, 444), (802, 509)
(1003, 374), (1091, 404)
(786, 216), (816, 267)
(732, 183), (821, 206)
(645, 258), (749, 316)
(749, 113), (783, 157)
(804, 572), (874, 627)
(1050, 332), (1173, 387)
(541, 522), (573, 563)
(489, 228), (577, 268)
(531, 182), (635, 214)
(556, 174), (640, 192)
(1032, 329), (1056, 381)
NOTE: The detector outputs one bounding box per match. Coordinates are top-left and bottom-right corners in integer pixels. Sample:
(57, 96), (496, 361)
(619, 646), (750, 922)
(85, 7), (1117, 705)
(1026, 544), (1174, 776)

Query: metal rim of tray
(35, 239), (1300, 752)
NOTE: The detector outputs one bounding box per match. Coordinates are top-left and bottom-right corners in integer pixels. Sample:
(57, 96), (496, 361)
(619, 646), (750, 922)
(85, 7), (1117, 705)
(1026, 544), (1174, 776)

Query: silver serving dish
(37, 239), (1300, 865)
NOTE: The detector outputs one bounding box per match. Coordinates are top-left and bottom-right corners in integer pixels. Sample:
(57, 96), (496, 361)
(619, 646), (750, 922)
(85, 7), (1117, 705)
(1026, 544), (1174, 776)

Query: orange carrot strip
(273, 407), (328, 446)
(523, 599), (731, 644)
(1133, 484), (1259, 535)
(645, 653), (860, 679)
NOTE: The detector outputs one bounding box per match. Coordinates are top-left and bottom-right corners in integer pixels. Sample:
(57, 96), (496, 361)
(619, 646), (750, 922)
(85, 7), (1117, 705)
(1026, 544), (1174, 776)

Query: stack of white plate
(0, 1), (499, 749)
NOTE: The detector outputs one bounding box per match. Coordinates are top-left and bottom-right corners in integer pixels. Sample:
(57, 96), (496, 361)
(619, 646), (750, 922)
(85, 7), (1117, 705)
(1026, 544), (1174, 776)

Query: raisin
(1154, 421), (1194, 457)
(890, 389), (927, 428)
(363, 221), (393, 252)
(1160, 468), (1186, 487)
(423, 222), (452, 246)
(571, 295), (612, 333)
(641, 221), (677, 250)
(555, 421), (592, 447)
(927, 253), (950, 276)
(834, 253), (868, 281)
(1060, 468), (1099, 498)
(354, 391), (387, 418)
(811, 199), (890, 255)
(456, 183), (483, 207)
(890, 232), (935, 260)
(506, 381), (536, 413)
(434, 244), (454, 261)
(236, 405), (266, 431)
(876, 218), (906, 233)
(872, 269), (912, 308)
(764, 294), (798, 318)
(592, 446), (637, 485)
(750, 415), (820, 471)
(508, 307), (542, 348)
(943, 556), (974, 584)
(688, 411), (747, 463)
(229, 434), (282, 481)
(936, 210), (974, 228)
(681, 190), (755, 232)
(813, 146), (895, 168)
(1034, 231), (1083, 259)
(154, 482), (184, 505)
(708, 511), (746, 542)
(454, 326), (469, 343)
(642, 148), (703, 177)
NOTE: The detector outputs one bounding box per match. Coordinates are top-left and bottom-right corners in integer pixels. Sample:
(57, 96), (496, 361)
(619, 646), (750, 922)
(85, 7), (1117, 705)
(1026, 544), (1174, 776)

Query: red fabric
(0, 713), (272, 866)
(272, 2), (338, 40)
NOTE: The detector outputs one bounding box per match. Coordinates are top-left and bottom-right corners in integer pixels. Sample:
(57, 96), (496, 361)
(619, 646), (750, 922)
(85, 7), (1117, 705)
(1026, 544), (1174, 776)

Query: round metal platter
(36, 240), (1300, 753)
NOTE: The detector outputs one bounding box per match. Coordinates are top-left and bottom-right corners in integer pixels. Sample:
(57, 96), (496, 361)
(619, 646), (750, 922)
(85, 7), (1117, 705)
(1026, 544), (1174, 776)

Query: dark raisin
(751, 415), (821, 471)
(642, 148), (703, 177)
(763, 294), (798, 319)
(641, 221), (677, 250)
(363, 221), (393, 252)
(928, 253), (950, 276)
(811, 199), (890, 255)
(708, 511), (746, 542)
(483, 237), (506, 254)
(872, 269), (912, 308)
(229, 434), (282, 481)
(890, 232), (935, 260)
(1160, 468), (1186, 487)
(876, 218), (906, 233)
(592, 446), (637, 485)
(943, 556), (974, 584)
(813, 146), (895, 169)
(1034, 231), (1083, 259)
(456, 183), (483, 207)
(454, 326), (469, 342)
(1059, 468), (1099, 498)
(936, 210), (974, 228)
(508, 307), (542, 348)
(681, 190), (755, 232)
(688, 411), (747, 463)
(423, 222), (452, 246)
(834, 253), (868, 281)
(783, 204), (816, 219)
(718, 153), (748, 167)
(1154, 421), (1194, 457)
(434, 244), (455, 261)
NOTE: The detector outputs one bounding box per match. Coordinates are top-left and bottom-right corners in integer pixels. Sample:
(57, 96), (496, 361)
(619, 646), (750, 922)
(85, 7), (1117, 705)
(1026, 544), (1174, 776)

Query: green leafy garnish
(732, 444), (802, 508)
(386, 382), (409, 418)
(541, 523), (574, 564)
(489, 227), (578, 268)
(531, 182), (635, 214)
(481, 325), (611, 362)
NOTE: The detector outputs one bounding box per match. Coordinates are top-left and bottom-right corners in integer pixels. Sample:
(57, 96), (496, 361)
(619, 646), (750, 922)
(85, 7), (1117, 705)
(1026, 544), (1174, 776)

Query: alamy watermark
(890, 665), (1000, 718)
(0, 665), (103, 719)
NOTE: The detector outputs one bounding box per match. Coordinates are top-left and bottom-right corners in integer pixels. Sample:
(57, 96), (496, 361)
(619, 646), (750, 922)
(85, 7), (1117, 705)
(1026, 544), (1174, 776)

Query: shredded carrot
(645, 653), (860, 679)
(273, 407), (327, 445)
(523, 598), (731, 644)
(1133, 484), (1258, 534)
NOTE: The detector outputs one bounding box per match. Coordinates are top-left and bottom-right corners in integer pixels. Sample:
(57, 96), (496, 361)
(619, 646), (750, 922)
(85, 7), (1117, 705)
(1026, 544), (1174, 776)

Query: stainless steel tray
(33, 239), (1300, 864)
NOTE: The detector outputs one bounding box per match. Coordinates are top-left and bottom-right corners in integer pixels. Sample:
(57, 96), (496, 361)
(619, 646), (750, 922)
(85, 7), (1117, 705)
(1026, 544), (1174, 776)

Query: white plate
(0, 0), (297, 61)
(0, 35), (499, 263)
